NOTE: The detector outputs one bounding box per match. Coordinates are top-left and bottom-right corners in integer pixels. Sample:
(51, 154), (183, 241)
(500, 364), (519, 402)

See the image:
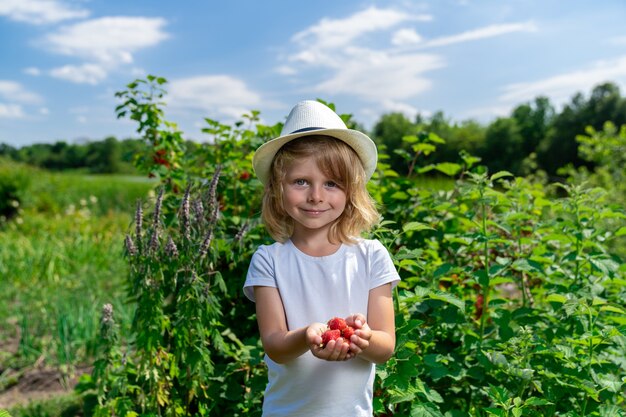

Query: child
(243, 100), (400, 417)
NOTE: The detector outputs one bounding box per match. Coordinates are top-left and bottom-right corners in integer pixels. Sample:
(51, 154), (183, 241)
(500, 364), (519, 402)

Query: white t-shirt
(244, 238), (400, 417)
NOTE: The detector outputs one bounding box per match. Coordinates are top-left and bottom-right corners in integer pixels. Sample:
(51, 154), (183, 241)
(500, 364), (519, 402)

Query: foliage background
(1, 76), (625, 416)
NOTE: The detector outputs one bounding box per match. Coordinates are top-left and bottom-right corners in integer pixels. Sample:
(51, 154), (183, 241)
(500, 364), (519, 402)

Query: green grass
(26, 171), (156, 216)
(0, 168), (154, 374)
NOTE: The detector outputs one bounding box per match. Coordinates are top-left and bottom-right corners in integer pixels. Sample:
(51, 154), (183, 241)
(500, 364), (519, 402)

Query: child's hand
(307, 323), (352, 361)
(344, 313), (371, 356)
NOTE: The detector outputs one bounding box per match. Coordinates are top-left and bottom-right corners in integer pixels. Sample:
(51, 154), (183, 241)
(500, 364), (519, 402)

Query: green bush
(0, 158), (32, 220)
(86, 76), (625, 417)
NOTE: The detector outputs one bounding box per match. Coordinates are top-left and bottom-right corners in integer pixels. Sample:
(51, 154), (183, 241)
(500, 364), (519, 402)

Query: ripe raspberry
(327, 317), (347, 331)
(321, 329), (341, 347)
(342, 326), (355, 341)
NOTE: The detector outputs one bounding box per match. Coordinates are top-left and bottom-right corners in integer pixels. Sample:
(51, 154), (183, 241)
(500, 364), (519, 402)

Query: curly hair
(261, 135), (379, 243)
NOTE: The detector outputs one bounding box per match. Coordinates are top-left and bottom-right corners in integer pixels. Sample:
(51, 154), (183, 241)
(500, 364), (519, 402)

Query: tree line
(373, 81), (626, 177)
(0, 136), (144, 174)
(2, 81), (625, 178)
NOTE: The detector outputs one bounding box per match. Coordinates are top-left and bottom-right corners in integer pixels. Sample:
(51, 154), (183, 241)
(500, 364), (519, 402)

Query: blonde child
(244, 100), (400, 417)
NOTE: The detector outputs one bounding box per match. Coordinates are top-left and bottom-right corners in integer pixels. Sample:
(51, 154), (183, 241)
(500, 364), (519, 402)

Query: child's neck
(290, 231), (341, 257)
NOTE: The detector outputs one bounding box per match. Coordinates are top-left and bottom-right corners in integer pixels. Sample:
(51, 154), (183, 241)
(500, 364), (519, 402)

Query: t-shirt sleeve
(243, 245), (277, 302)
(369, 240), (401, 290)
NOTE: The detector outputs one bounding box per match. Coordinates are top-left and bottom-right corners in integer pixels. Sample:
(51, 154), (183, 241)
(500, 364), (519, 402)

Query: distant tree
(422, 114), (485, 163)
(482, 117), (524, 175)
(511, 96), (555, 155)
(63, 143), (88, 169)
(371, 112), (418, 174)
(0, 143), (18, 159)
(17, 143), (53, 167)
(538, 82), (626, 175)
(86, 137), (121, 173)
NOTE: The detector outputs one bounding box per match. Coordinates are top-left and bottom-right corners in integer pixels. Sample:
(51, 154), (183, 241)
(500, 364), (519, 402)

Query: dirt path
(0, 367), (88, 409)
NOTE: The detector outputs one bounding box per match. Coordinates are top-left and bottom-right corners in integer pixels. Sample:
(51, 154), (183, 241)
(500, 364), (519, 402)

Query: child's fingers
(349, 334), (370, 354)
(346, 313), (367, 328)
(312, 339), (351, 361)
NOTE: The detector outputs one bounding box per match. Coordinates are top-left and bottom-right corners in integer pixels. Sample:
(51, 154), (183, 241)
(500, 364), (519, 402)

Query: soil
(0, 368), (84, 409)
(0, 335), (89, 410)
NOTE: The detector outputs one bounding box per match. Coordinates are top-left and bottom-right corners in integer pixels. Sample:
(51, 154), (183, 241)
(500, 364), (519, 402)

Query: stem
(517, 231), (527, 307)
(407, 151), (421, 178)
(573, 195), (582, 288)
(581, 305), (595, 416)
(479, 188), (489, 348)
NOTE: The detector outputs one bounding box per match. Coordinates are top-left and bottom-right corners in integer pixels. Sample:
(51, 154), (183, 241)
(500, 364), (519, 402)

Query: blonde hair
(262, 135), (379, 243)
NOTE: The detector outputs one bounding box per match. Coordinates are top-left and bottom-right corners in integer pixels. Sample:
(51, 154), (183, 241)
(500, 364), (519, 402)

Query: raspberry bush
(86, 76), (625, 417)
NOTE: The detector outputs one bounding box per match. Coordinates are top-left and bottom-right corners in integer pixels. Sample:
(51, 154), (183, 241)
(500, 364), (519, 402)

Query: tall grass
(0, 167), (153, 377)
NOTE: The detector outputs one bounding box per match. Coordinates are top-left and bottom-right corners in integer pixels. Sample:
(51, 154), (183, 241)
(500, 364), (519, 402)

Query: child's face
(281, 156), (347, 238)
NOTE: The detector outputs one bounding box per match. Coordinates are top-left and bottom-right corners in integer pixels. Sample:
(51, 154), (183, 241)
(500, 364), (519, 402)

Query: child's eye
(325, 181), (338, 188)
(294, 179), (308, 186)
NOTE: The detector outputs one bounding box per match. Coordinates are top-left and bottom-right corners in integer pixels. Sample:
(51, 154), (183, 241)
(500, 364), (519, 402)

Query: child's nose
(307, 185), (324, 202)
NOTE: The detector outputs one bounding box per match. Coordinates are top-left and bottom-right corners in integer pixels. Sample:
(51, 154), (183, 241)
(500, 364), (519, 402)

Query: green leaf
(413, 143), (437, 155)
(490, 171), (514, 181)
(475, 270), (489, 287)
(433, 162), (461, 176)
(0, 410), (12, 417)
(484, 408), (505, 417)
(591, 370), (623, 393)
(615, 226), (626, 237)
(433, 263), (453, 278)
(600, 305), (626, 315)
(524, 397), (552, 406)
(410, 404), (446, 417)
(427, 133), (446, 144)
(429, 290), (465, 311)
(388, 386), (417, 404)
(391, 191), (410, 200)
(545, 294), (568, 303)
(403, 222), (435, 233)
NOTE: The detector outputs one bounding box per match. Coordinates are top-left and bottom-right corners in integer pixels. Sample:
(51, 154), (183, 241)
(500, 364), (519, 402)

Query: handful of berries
(321, 317), (356, 347)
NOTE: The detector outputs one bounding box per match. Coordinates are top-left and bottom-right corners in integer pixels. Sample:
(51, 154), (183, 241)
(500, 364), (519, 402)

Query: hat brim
(252, 128), (378, 185)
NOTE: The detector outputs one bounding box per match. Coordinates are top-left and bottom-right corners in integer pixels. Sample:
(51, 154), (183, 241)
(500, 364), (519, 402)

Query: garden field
(0, 168), (154, 412)
(1, 79), (625, 416)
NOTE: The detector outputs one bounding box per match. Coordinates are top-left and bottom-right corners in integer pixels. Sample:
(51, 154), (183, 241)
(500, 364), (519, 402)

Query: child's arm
(346, 283), (396, 364)
(254, 286), (351, 364)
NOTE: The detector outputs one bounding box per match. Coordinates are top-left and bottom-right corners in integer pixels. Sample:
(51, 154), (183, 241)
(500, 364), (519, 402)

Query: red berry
(321, 329), (341, 347)
(475, 294), (484, 320)
(342, 326), (355, 341)
(327, 317), (347, 331)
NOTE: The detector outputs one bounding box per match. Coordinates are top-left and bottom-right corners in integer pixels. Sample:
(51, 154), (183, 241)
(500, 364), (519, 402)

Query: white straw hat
(252, 100), (378, 185)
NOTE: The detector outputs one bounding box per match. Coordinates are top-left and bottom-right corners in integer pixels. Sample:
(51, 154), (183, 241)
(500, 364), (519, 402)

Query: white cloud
(0, 103), (24, 118)
(0, 80), (43, 103)
(380, 99), (419, 117)
(281, 8), (541, 108)
(49, 63), (107, 84)
(282, 7), (441, 103)
(24, 67), (42, 76)
(168, 75), (263, 119)
(275, 65), (297, 75)
(392, 28), (422, 46)
(316, 48), (444, 100)
(499, 55), (626, 106)
(44, 16), (168, 64)
(292, 7), (430, 51)
(419, 21), (538, 48)
(0, 0), (89, 25)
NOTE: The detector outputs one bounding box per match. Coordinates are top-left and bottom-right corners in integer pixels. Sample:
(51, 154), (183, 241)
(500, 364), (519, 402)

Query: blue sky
(2, 0), (626, 147)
